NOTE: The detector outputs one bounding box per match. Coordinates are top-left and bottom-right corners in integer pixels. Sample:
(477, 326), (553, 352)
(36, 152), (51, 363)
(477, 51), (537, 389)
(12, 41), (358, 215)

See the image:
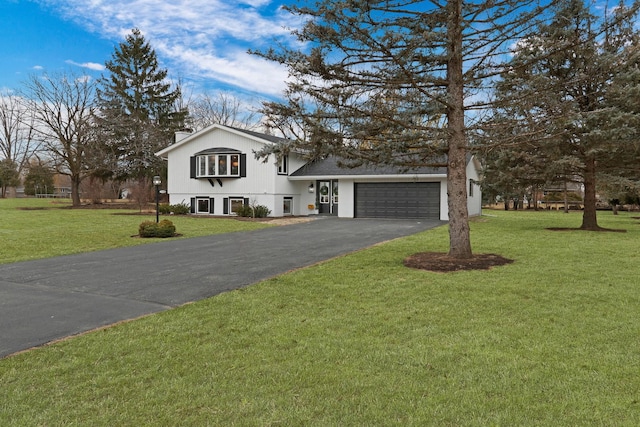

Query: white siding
(466, 157), (482, 217)
(163, 127), (312, 217)
(159, 126), (482, 219)
(338, 180), (355, 218)
(440, 180), (449, 221)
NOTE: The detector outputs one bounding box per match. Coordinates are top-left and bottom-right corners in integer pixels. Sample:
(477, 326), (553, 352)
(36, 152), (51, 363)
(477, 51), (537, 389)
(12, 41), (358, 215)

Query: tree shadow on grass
(546, 227), (627, 233)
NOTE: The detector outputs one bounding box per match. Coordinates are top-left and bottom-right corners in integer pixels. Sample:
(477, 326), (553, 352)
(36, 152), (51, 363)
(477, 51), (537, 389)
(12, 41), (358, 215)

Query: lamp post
(153, 175), (161, 223)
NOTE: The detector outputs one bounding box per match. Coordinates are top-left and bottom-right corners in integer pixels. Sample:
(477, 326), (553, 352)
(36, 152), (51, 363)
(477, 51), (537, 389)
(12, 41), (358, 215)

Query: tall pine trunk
(446, 0), (472, 259)
(580, 156), (599, 230)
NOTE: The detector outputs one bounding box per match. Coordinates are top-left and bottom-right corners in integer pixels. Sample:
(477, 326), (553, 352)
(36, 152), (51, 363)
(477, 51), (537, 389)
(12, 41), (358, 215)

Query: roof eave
(288, 173), (448, 181)
(155, 124), (278, 157)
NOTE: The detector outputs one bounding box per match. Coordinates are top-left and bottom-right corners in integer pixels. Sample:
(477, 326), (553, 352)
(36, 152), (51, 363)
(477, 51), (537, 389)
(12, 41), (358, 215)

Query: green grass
(0, 198), (271, 264)
(1, 205), (640, 425)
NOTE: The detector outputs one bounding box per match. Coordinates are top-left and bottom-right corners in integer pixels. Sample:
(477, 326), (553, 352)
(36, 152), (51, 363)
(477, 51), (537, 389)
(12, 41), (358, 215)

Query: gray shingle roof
(229, 127), (290, 145)
(290, 156), (447, 177)
(194, 147), (242, 155)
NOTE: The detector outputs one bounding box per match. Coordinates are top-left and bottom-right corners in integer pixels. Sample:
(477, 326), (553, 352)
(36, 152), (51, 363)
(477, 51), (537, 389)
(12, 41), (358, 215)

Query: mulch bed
(404, 252), (514, 272)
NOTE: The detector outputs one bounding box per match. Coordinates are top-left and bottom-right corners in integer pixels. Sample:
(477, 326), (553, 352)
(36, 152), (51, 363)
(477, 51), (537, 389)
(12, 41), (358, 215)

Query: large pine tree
(96, 28), (187, 182)
(254, 0), (555, 259)
(486, 0), (640, 229)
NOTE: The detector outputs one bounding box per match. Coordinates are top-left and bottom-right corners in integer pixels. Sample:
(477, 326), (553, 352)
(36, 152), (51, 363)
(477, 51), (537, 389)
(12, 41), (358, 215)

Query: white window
(196, 198), (210, 214)
(207, 155), (216, 175)
(332, 182), (339, 204)
(277, 155), (288, 175)
(319, 182), (330, 204)
(283, 197), (293, 215)
(218, 155), (228, 175)
(198, 156), (207, 176)
(196, 154), (241, 178)
(230, 154), (240, 175)
(230, 198), (245, 215)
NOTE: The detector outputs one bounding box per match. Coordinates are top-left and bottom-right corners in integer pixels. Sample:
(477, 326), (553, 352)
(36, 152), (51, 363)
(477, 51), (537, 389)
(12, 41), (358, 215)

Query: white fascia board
(155, 124), (277, 158)
(287, 174), (448, 181)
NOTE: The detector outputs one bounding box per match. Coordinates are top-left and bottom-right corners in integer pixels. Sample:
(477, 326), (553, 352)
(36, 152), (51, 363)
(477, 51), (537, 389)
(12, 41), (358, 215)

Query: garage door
(355, 182), (440, 219)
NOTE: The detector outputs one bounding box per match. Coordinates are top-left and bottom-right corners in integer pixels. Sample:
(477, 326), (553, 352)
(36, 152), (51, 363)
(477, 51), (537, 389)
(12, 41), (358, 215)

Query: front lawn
(0, 198), (271, 264)
(1, 209), (639, 425)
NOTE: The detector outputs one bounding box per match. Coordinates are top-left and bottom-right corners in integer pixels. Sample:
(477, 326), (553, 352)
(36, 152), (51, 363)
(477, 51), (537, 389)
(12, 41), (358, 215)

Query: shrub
(158, 203), (172, 214)
(170, 202), (190, 215)
(234, 204), (271, 218)
(139, 221), (157, 237)
(252, 205), (271, 218)
(233, 205), (254, 217)
(138, 219), (176, 238)
(157, 202), (190, 215)
(157, 219), (176, 237)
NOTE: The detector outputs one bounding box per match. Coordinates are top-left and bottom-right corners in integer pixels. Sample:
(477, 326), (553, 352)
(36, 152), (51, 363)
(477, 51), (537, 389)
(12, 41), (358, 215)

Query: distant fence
(35, 193), (72, 199)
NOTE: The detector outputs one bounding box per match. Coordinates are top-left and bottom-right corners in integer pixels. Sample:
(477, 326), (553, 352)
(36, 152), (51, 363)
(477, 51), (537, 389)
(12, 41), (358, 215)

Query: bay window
(191, 149), (244, 178)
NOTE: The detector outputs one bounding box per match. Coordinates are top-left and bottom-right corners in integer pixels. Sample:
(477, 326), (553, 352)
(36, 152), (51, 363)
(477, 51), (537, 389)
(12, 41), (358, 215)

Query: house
(155, 124), (482, 220)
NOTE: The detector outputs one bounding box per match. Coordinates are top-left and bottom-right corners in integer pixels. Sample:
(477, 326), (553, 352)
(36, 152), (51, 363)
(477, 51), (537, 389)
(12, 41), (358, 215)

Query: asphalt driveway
(0, 217), (444, 358)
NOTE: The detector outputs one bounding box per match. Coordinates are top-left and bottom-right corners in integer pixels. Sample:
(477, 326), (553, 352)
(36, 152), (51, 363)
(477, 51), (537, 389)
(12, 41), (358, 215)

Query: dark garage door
(355, 182), (440, 219)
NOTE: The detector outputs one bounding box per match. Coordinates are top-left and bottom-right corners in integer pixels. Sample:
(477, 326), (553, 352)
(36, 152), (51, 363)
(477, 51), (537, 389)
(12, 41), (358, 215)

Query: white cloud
(32, 65), (44, 70)
(40, 0), (300, 98)
(65, 60), (105, 71)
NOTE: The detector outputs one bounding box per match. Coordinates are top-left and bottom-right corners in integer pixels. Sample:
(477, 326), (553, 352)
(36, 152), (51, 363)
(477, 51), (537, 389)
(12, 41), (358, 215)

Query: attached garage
(355, 182), (441, 219)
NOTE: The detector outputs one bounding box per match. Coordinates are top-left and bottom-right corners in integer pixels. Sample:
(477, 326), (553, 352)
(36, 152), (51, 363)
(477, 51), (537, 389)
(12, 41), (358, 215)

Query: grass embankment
(1, 205), (639, 425)
(0, 198), (271, 264)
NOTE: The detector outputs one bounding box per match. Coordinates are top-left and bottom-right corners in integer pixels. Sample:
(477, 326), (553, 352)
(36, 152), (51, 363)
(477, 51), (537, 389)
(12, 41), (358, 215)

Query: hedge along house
(155, 124), (483, 220)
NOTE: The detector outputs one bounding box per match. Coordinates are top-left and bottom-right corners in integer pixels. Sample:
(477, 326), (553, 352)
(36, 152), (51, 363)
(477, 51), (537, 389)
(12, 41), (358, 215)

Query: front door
(318, 180), (338, 215)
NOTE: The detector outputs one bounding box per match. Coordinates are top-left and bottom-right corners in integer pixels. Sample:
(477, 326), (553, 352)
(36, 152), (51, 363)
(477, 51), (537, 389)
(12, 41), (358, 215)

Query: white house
(155, 124), (482, 220)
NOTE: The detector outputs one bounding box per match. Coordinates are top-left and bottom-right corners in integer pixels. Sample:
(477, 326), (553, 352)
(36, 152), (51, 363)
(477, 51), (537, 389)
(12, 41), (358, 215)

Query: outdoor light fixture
(308, 183), (314, 193)
(153, 175), (161, 223)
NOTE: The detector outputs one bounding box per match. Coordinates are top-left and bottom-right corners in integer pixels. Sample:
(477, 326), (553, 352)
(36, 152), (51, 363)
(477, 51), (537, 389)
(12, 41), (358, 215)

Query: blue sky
(0, 0), (299, 100)
(1, 0), (631, 103)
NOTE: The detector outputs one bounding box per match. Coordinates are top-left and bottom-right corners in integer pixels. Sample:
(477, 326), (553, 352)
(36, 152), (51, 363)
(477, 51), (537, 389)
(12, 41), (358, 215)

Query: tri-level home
(155, 124), (482, 220)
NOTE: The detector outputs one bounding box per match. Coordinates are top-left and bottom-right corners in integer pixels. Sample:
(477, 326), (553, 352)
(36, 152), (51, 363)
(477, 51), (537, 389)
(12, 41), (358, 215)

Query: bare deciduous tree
(0, 91), (40, 177)
(188, 91), (261, 131)
(22, 72), (97, 207)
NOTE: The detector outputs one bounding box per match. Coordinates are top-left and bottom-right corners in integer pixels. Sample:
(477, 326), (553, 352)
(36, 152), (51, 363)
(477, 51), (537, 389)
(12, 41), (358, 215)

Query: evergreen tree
(0, 158), (20, 197)
(605, 17), (640, 198)
(254, 0), (555, 260)
(23, 161), (54, 197)
(96, 28), (187, 182)
(485, 0), (640, 229)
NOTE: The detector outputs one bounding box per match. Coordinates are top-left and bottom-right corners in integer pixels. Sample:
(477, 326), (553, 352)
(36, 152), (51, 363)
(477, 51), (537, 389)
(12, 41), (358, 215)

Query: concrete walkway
(0, 217), (444, 358)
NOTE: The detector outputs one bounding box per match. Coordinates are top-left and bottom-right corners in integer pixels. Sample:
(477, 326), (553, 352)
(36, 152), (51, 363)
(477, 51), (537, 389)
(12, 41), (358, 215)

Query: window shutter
(190, 156), (196, 179)
(209, 198), (215, 214)
(190, 198), (196, 213)
(243, 197), (249, 206)
(240, 154), (247, 177)
(223, 198), (229, 214)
